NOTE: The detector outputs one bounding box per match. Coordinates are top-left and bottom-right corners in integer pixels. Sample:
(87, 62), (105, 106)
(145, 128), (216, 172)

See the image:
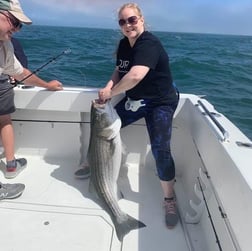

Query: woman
(78, 3), (179, 228)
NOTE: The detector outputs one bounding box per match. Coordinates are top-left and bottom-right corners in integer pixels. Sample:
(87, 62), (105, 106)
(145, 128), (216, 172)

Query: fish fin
(115, 214), (146, 242)
(89, 180), (99, 200)
(117, 190), (124, 200)
(136, 219), (146, 229)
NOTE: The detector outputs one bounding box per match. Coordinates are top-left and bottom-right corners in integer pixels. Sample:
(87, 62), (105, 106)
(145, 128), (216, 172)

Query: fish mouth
(92, 99), (106, 108)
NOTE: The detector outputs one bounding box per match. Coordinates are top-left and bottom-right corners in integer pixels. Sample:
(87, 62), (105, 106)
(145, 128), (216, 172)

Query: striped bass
(88, 99), (146, 242)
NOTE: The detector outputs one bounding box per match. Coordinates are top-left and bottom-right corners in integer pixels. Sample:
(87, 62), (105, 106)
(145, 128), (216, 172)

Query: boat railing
(197, 100), (229, 141)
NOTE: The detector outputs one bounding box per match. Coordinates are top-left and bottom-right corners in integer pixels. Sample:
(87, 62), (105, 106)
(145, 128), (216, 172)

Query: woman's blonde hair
(118, 3), (143, 17)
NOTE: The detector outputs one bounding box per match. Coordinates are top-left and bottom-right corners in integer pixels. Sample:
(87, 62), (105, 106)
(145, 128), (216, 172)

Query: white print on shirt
(119, 59), (129, 69)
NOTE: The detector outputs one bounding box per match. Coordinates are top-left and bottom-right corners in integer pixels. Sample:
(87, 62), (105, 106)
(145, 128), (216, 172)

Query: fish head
(91, 100), (121, 139)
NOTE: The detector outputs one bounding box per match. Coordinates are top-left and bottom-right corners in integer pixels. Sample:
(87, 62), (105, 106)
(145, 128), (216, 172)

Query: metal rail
(197, 100), (229, 141)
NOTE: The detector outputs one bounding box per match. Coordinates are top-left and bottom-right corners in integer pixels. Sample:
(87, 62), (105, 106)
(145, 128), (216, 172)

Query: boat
(0, 86), (251, 251)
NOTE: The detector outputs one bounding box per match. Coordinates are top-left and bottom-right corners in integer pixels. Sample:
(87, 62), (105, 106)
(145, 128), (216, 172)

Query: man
(0, 0), (63, 199)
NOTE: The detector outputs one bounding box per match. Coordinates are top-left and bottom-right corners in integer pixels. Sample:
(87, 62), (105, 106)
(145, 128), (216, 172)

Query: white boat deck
(0, 154), (190, 251)
(0, 87), (252, 251)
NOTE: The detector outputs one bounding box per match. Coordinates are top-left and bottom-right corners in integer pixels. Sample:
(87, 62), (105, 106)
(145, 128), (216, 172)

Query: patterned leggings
(115, 96), (179, 181)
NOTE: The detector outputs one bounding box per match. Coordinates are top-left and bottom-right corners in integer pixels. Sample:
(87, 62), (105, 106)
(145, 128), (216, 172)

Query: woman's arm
(99, 65), (149, 101)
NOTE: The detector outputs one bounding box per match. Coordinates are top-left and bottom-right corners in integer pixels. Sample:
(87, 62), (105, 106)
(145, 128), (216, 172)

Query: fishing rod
(197, 177), (223, 251)
(0, 48), (71, 97)
(16, 48), (71, 86)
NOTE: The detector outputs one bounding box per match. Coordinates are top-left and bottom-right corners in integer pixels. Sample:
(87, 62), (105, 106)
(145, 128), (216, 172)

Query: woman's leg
(145, 102), (178, 228)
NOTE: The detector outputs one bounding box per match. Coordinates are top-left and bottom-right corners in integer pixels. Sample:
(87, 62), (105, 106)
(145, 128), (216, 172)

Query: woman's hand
(98, 87), (112, 102)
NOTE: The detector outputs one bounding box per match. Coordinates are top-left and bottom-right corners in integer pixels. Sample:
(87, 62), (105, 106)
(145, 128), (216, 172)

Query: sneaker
(5, 158), (27, 179)
(0, 182), (25, 200)
(74, 164), (90, 179)
(164, 197), (179, 229)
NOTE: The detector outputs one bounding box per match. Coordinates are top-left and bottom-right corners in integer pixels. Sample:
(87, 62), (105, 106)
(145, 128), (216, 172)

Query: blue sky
(20, 0), (252, 36)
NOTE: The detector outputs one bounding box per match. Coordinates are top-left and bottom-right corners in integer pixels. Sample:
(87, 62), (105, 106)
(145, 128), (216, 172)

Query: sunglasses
(0, 11), (22, 30)
(118, 16), (140, 27)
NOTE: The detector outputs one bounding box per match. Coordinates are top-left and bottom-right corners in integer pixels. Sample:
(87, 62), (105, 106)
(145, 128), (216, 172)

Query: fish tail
(115, 214), (146, 242)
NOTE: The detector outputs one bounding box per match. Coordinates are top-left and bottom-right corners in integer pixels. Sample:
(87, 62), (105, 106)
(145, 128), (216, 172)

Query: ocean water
(15, 25), (252, 140)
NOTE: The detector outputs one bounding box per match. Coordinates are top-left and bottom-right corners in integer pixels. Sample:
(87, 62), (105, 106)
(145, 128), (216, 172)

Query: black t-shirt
(11, 37), (28, 68)
(117, 31), (177, 104)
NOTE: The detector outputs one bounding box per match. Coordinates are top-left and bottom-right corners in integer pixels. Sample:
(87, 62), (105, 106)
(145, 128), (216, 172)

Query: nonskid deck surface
(0, 154), (189, 251)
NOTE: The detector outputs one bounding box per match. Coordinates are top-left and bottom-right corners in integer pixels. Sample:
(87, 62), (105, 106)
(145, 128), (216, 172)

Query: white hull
(0, 86), (251, 251)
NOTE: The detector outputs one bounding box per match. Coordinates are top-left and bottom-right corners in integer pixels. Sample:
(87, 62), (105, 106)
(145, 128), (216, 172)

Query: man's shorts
(0, 78), (15, 115)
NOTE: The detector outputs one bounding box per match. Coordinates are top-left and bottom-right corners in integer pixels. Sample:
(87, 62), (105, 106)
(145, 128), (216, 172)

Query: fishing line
(197, 177), (223, 251)
(79, 69), (87, 86)
(0, 48), (71, 97)
(17, 48), (71, 84)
